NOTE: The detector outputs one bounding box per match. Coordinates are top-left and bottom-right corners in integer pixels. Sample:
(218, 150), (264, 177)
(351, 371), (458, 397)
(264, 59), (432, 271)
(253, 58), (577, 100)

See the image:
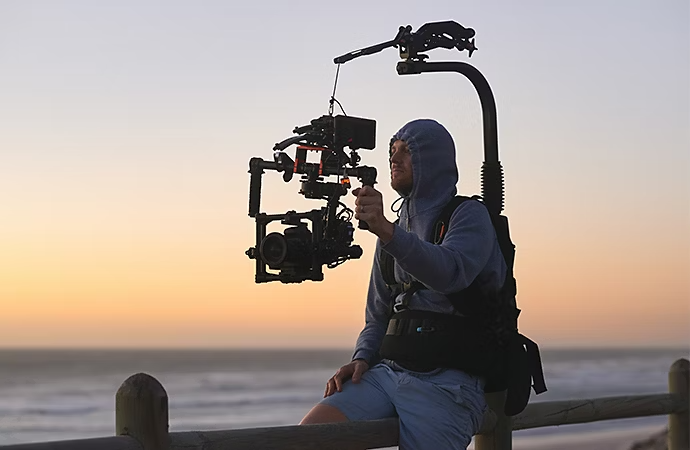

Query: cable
(391, 195), (405, 218)
(328, 64), (348, 116)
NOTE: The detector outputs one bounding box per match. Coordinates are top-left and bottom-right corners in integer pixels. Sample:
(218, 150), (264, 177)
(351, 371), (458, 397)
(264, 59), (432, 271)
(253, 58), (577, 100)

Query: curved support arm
(396, 60), (504, 215)
(397, 61), (498, 164)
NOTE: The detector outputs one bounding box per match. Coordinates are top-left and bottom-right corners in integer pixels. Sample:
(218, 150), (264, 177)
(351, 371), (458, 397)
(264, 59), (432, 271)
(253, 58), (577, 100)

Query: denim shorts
(319, 359), (488, 450)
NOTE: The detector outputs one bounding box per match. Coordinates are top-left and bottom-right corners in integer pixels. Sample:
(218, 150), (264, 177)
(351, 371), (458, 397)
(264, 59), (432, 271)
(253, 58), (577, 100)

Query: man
(300, 118), (507, 450)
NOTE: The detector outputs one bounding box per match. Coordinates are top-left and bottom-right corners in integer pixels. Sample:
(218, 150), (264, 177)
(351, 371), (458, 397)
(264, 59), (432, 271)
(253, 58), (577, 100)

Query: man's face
(390, 139), (413, 195)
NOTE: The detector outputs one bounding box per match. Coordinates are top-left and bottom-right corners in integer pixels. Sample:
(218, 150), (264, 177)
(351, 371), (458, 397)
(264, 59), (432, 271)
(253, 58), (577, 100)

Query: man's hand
(353, 186), (395, 243)
(324, 359), (370, 397)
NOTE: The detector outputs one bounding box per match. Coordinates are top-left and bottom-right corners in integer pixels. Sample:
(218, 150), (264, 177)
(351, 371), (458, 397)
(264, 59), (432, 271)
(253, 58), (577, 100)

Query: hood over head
(389, 119), (459, 218)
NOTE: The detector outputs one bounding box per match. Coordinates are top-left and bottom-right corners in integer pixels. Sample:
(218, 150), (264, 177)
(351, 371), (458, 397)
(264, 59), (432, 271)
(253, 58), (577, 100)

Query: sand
(468, 425), (668, 450)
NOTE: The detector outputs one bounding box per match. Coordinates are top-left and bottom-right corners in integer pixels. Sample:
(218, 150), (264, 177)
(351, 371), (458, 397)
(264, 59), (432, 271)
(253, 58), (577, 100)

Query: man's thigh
(393, 367), (487, 450)
(318, 362), (397, 421)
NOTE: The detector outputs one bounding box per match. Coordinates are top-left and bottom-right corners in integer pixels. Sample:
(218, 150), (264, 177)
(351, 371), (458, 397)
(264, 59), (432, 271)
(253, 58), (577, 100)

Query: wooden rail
(1, 358), (687, 450)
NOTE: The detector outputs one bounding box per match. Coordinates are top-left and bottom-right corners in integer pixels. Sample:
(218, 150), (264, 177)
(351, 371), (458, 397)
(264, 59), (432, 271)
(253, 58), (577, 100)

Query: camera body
(246, 114), (377, 283)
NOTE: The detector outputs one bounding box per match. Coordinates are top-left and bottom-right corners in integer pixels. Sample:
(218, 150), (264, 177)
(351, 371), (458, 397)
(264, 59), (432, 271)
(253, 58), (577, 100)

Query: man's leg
(300, 404), (349, 424)
(300, 362), (398, 424)
(392, 365), (487, 450)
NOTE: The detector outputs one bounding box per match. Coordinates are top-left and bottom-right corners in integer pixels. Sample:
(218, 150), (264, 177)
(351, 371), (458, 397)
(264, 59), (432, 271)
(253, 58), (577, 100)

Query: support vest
(377, 195), (547, 416)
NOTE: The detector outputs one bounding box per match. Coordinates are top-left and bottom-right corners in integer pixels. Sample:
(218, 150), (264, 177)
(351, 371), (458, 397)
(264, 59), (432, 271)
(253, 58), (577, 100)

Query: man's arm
(381, 200), (496, 294)
(351, 242), (394, 364)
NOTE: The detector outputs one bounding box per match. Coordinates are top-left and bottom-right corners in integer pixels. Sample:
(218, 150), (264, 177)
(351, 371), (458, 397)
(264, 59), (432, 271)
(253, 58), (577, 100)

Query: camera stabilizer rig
(334, 20), (505, 218)
(247, 20), (508, 284)
(246, 114), (378, 283)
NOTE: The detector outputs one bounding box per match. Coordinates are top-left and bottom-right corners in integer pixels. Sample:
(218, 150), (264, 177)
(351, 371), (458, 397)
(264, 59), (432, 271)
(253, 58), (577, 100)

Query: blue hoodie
(352, 119), (507, 364)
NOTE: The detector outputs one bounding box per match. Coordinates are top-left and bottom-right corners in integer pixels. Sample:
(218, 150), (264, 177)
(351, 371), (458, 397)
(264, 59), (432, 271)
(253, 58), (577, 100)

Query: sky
(0, 0), (688, 349)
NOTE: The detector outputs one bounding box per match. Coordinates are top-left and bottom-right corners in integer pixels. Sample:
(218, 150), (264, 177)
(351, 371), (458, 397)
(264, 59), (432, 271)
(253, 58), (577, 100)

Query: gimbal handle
(248, 157), (277, 218)
(333, 26), (411, 64)
(352, 166), (377, 230)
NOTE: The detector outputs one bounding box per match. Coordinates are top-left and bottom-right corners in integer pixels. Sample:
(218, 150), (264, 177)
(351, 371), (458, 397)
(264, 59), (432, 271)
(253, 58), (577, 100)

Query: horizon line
(0, 344), (687, 352)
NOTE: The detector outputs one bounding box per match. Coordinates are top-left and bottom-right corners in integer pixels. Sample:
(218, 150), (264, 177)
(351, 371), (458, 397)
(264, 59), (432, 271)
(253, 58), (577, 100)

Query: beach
(509, 426), (667, 450)
(0, 348), (684, 448)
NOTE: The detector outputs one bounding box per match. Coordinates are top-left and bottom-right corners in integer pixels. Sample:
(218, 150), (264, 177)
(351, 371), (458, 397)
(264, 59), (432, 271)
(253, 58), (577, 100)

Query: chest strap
(392, 281), (424, 313)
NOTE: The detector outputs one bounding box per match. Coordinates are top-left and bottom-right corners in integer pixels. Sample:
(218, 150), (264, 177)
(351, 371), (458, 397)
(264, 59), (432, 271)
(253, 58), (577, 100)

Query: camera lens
(260, 232), (288, 267)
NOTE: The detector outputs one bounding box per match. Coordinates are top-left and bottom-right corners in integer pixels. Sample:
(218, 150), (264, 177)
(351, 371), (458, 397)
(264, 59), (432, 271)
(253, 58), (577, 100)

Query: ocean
(0, 347), (686, 448)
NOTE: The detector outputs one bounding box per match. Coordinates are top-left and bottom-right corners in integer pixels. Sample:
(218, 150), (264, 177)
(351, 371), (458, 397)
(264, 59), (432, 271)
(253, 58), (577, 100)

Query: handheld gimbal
(246, 114), (377, 283)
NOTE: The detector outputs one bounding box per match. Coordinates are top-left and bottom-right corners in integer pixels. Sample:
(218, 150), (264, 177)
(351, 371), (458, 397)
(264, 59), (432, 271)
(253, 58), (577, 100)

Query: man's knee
(300, 403), (349, 425)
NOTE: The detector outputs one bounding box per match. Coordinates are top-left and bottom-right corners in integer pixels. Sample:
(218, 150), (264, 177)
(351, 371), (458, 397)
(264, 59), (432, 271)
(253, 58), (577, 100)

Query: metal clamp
(393, 299), (407, 314)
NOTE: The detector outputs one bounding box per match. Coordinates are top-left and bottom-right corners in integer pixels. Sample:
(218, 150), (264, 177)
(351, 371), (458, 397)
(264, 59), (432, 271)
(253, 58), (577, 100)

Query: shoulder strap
(379, 219), (399, 287)
(431, 195), (475, 244)
(381, 197), (474, 287)
(380, 248), (397, 287)
(434, 194), (515, 278)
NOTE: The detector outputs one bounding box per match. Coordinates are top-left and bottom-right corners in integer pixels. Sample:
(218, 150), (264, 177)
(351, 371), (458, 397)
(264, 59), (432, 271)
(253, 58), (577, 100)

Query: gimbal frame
(246, 121), (376, 283)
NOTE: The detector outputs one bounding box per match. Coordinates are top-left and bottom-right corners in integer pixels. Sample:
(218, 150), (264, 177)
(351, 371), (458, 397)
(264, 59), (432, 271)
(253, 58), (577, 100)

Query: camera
(246, 114), (377, 283)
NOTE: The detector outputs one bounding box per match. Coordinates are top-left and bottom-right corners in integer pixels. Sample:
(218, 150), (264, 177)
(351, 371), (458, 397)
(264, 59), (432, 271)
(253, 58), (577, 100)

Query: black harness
(376, 195), (547, 416)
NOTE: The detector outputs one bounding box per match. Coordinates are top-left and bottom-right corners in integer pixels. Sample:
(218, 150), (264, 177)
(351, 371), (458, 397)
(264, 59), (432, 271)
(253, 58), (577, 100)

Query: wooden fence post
(116, 373), (170, 450)
(668, 358), (689, 450)
(474, 390), (512, 450)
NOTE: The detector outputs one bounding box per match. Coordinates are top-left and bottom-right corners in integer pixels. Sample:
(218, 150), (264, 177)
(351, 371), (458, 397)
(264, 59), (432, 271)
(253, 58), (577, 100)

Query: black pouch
(503, 334), (547, 416)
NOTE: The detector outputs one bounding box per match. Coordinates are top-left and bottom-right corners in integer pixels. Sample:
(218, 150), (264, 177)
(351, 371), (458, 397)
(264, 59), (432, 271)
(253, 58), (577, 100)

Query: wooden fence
(0, 358), (687, 450)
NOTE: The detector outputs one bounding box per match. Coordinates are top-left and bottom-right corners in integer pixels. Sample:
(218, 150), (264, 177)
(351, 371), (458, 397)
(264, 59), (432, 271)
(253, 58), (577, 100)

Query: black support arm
(396, 60), (504, 215)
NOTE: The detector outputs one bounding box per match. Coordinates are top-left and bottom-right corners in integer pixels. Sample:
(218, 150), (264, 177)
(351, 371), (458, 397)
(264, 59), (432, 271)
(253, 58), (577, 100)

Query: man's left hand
(353, 186), (395, 243)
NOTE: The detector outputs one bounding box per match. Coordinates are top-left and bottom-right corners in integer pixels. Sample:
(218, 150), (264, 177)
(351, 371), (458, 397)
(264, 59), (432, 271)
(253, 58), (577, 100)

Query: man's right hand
(324, 359), (370, 397)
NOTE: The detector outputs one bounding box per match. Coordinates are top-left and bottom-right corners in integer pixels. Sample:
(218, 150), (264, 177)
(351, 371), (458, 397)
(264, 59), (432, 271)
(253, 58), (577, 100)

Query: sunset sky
(1, 1), (688, 349)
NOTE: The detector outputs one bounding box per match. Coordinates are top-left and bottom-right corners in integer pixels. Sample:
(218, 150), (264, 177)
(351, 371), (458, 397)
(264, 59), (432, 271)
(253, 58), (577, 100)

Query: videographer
(299, 118), (508, 450)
